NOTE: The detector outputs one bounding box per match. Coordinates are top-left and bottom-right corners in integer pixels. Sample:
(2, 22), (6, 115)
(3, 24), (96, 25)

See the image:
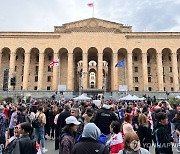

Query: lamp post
(79, 76), (82, 96)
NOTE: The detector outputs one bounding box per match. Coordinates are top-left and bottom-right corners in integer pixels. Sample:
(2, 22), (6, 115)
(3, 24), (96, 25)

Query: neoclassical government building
(0, 18), (180, 93)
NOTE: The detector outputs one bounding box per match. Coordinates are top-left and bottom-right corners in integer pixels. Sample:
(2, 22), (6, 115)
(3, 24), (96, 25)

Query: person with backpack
(34, 106), (48, 153)
(0, 105), (6, 146)
(153, 112), (173, 154)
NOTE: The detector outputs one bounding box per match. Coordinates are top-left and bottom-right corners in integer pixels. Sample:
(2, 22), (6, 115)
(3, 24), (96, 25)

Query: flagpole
(124, 58), (127, 95)
(92, 1), (94, 17)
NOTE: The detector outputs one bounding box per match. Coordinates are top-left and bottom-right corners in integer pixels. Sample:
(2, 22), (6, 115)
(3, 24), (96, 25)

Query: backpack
(3, 139), (17, 154)
(31, 113), (41, 128)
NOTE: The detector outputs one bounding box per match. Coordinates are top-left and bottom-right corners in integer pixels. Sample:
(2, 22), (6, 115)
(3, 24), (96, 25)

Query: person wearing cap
(59, 116), (80, 154)
(72, 123), (109, 154)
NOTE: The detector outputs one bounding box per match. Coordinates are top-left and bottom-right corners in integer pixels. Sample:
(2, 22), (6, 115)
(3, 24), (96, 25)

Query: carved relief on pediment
(54, 18), (132, 33)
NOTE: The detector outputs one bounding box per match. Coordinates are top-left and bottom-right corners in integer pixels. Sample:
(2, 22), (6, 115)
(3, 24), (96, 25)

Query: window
(48, 66), (52, 72)
(171, 87), (174, 91)
(148, 87), (152, 91)
(148, 67), (151, 75)
(134, 67), (138, 72)
(148, 77), (151, 83)
(35, 66), (39, 74)
(48, 55), (52, 61)
(34, 86), (37, 90)
(170, 77), (173, 83)
(134, 56), (138, 61)
(35, 76), (38, 82)
(22, 76), (23, 82)
(15, 66), (17, 72)
(21, 86), (23, 90)
(134, 87), (139, 91)
(134, 77), (138, 82)
(169, 67), (172, 73)
(16, 56), (18, 60)
(163, 77), (165, 83)
(47, 76), (51, 82)
(164, 87), (166, 91)
(169, 55), (171, 61)
(47, 86), (51, 90)
(22, 66), (24, 73)
(163, 67), (165, 75)
(147, 56), (150, 63)
(36, 55), (39, 63)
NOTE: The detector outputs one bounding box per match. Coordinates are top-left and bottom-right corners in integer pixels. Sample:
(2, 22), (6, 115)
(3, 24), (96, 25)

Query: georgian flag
(49, 59), (59, 68)
(87, 3), (93, 7)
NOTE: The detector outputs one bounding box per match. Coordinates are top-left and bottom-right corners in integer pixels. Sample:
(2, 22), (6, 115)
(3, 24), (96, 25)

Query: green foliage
(169, 97), (180, 105)
(0, 97), (6, 104)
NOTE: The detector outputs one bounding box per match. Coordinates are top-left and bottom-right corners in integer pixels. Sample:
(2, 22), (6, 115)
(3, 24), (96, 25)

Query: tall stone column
(98, 53), (103, 89)
(171, 52), (179, 91)
(82, 52), (88, 89)
(8, 52), (16, 90)
(142, 52), (148, 91)
(156, 53), (164, 91)
(23, 52), (30, 90)
(112, 53), (118, 91)
(37, 53), (45, 90)
(127, 52), (133, 91)
(67, 53), (74, 91)
(52, 52), (59, 90)
(0, 52), (2, 77)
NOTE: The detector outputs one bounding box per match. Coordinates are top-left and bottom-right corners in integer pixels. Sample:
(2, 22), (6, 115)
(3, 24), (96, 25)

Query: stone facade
(0, 18), (180, 93)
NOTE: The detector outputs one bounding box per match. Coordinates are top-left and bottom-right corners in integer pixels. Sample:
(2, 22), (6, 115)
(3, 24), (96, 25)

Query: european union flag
(115, 60), (125, 67)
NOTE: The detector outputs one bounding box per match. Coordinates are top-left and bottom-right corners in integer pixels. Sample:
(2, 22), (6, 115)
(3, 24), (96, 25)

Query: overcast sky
(1, 0), (180, 32)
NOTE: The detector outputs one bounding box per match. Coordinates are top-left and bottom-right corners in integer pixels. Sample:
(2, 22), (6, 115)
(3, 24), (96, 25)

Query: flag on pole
(49, 59), (59, 68)
(87, 3), (94, 7)
(115, 60), (125, 67)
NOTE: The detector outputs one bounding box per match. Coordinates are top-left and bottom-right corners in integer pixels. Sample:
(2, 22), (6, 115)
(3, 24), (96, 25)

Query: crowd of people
(0, 96), (179, 154)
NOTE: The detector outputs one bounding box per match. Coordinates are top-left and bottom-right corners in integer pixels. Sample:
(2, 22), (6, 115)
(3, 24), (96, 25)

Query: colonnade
(1, 49), (179, 92)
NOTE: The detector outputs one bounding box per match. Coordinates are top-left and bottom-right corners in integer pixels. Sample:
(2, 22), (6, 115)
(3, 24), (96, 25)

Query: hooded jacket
(72, 123), (109, 154)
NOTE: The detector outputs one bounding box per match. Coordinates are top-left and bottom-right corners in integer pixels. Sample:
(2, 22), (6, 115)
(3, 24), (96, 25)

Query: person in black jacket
(72, 123), (109, 154)
(56, 104), (71, 149)
(137, 113), (152, 151)
(154, 112), (173, 154)
(94, 103), (118, 140)
(12, 122), (38, 154)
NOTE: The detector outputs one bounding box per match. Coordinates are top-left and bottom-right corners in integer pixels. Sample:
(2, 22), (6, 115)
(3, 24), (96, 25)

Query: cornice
(0, 33), (61, 39)
(125, 33), (180, 39)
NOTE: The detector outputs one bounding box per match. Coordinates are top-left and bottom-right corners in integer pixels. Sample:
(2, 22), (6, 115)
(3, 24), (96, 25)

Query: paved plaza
(45, 137), (179, 154)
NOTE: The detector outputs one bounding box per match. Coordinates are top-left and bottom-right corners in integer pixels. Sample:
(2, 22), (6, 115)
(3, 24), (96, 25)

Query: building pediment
(54, 18), (132, 33)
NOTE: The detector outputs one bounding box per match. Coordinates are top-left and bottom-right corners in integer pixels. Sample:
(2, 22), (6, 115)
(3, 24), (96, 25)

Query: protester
(118, 132), (151, 154)
(9, 105), (17, 138)
(122, 113), (135, 135)
(94, 103), (118, 140)
(12, 122), (38, 154)
(137, 113), (152, 150)
(72, 123), (109, 154)
(106, 121), (124, 154)
(34, 106), (48, 153)
(59, 116), (80, 154)
(0, 105), (6, 146)
(153, 112), (173, 154)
